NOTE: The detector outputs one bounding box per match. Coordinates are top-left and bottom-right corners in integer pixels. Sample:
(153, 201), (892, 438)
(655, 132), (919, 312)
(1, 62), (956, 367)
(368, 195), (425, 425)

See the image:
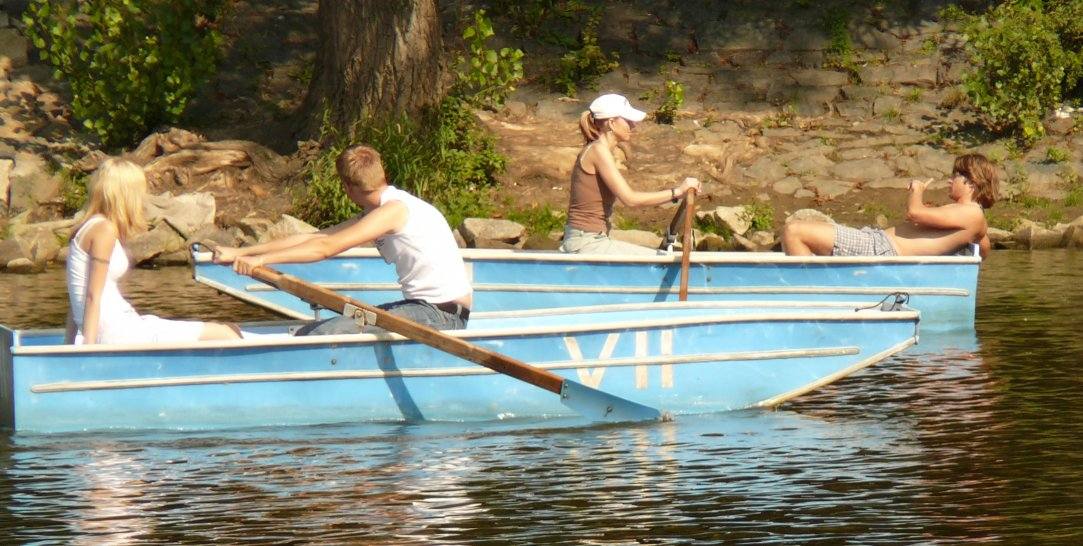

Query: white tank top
(374, 186), (472, 303)
(66, 215), (140, 342)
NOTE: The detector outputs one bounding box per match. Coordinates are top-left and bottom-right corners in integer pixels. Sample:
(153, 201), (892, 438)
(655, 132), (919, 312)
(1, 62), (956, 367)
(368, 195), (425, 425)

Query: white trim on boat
(197, 276), (312, 319)
(195, 249), (982, 265)
(13, 310), (919, 355)
(241, 282), (970, 298)
(752, 336), (918, 408)
(29, 346), (861, 393)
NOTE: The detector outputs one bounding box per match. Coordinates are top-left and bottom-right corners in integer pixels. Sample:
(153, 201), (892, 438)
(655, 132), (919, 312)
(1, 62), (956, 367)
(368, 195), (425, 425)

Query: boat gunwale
(10, 307), (920, 356)
(29, 345), (866, 394)
(194, 248), (982, 265)
(238, 282), (971, 297)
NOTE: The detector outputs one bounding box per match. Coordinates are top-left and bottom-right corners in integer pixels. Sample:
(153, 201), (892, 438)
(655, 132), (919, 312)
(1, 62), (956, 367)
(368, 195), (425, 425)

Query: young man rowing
(214, 144), (472, 335)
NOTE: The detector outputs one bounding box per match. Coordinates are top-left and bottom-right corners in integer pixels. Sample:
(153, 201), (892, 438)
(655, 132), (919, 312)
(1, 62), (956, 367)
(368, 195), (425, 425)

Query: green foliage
(486, 0), (590, 46)
(1063, 169), (1083, 207)
(612, 214), (643, 232)
(920, 36), (939, 56)
(59, 168), (88, 216)
(955, 2), (1082, 144)
(1046, 146), (1070, 163)
(821, 6), (859, 80)
(741, 202), (775, 232)
(654, 80), (684, 124)
(295, 9), (513, 228)
(904, 88), (924, 103)
(23, 0), (224, 148)
(506, 204), (566, 236)
(455, 10), (525, 111)
(295, 97), (505, 229)
(694, 215), (732, 239)
(554, 13), (619, 97)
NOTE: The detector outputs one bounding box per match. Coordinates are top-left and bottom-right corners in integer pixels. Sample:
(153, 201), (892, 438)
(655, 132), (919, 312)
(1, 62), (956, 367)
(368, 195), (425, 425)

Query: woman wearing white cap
(560, 93), (702, 254)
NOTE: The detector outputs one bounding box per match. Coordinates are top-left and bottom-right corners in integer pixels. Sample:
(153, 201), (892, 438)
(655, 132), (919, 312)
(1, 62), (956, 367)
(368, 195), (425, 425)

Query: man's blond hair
(336, 145), (386, 191)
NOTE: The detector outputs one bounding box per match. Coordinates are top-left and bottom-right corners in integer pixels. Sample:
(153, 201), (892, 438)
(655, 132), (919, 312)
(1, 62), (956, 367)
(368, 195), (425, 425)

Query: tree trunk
(303, 0), (445, 133)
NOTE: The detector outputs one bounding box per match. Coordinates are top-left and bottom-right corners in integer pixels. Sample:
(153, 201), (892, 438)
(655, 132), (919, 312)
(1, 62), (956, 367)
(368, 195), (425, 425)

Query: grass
(1046, 146), (1070, 163)
(505, 204), (566, 236)
(741, 202), (775, 232)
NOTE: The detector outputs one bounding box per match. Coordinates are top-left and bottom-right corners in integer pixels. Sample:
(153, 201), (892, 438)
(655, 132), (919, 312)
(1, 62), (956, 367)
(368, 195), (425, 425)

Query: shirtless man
(781, 153), (999, 259)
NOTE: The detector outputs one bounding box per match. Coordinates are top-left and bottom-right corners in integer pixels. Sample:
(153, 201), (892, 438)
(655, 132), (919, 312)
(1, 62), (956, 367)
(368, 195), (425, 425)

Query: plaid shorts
(832, 225), (898, 256)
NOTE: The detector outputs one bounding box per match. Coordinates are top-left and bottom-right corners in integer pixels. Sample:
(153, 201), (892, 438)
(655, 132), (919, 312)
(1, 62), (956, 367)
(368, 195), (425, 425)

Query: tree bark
(303, 0), (445, 132)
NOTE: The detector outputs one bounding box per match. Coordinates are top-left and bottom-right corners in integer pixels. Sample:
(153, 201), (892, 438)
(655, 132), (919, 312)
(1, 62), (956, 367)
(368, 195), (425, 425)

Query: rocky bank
(1, 0), (1082, 273)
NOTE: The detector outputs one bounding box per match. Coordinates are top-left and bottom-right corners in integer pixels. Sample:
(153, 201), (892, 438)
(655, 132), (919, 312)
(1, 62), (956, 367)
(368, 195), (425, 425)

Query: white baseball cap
(589, 94), (647, 122)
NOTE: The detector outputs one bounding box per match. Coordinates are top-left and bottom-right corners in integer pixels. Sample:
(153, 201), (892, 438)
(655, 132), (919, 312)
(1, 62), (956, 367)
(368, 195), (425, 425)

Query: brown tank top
(566, 142), (615, 233)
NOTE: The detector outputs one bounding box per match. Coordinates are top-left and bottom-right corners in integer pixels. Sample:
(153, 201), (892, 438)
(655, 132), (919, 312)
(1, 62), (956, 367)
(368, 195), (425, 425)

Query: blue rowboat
(192, 247), (978, 331)
(0, 300), (919, 433)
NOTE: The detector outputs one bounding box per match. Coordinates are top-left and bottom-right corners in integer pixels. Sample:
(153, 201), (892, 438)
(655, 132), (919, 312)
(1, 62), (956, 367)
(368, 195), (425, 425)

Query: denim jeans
(559, 227), (660, 255)
(293, 299), (467, 336)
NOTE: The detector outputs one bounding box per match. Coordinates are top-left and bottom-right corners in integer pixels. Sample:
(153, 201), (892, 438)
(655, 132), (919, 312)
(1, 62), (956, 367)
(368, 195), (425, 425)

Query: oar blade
(560, 380), (663, 423)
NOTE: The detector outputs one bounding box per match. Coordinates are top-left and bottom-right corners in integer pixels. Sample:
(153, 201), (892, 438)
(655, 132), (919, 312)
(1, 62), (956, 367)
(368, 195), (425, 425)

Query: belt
(433, 301), (470, 321)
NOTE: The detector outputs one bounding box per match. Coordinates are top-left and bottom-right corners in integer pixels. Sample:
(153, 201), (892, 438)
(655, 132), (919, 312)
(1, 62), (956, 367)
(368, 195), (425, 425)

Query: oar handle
(249, 265), (567, 395)
(679, 188), (697, 301)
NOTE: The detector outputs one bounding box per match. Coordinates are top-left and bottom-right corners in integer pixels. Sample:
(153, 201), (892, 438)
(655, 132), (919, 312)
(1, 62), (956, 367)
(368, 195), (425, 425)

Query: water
(1, 252), (1081, 543)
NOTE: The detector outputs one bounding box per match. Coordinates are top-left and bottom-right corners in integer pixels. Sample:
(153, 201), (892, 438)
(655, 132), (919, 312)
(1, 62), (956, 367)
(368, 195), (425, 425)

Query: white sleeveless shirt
(374, 186), (472, 303)
(66, 215), (140, 342)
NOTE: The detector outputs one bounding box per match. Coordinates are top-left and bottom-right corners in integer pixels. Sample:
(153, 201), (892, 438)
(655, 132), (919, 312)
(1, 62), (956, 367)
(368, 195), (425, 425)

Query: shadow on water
(0, 251), (1082, 542)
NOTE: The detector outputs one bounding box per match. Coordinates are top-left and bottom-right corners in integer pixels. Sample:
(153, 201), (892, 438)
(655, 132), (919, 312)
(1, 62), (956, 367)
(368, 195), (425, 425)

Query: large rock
(772, 176), (803, 195)
(5, 257), (41, 274)
(0, 28), (28, 68)
(904, 145), (954, 176)
(610, 229), (663, 250)
(460, 218), (526, 247)
(699, 205), (751, 236)
(0, 238), (29, 269)
(806, 178), (855, 200)
(1022, 163), (1068, 200)
(259, 214), (318, 244)
(745, 157), (787, 182)
(1012, 220), (1063, 249)
(145, 192), (217, 238)
(786, 153), (834, 177)
(0, 157), (13, 208)
(5, 150), (61, 211)
(733, 230), (777, 252)
(127, 223), (187, 265)
(830, 158), (894, 181)
(785, 209), (835, 224)
(234, 216), (275, 242)
(1064, 216), (1083, 249)
(18, 224), (62, 264)
(986, 227), (1015, 249)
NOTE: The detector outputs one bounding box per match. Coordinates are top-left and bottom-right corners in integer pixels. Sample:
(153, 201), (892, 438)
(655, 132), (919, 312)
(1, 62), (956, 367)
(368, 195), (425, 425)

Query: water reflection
(1, 252), (1082, 542)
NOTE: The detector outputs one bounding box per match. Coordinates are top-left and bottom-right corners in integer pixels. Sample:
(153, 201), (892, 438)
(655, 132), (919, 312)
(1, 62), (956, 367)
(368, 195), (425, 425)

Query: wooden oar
(244, 263), (663, 423)
(679, 188), (697, 301)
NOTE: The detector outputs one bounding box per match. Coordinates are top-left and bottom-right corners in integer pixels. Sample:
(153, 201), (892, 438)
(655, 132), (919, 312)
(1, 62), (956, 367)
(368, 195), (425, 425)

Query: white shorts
(79, 315), (206, 345)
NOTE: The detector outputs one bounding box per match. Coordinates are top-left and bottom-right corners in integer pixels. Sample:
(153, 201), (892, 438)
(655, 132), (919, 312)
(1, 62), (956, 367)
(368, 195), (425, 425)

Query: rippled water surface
(1, 252), (1081, 543)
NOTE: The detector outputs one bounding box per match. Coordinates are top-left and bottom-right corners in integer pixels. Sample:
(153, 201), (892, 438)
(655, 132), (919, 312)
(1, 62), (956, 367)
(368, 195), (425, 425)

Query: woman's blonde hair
(578, 111), (609, 142)
(79, 158), (148, 241)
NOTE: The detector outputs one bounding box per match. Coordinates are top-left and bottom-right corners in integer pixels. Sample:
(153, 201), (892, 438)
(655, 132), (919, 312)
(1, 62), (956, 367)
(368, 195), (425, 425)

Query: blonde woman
(64, 158), (241, 345)
(561, 93), (702, 255)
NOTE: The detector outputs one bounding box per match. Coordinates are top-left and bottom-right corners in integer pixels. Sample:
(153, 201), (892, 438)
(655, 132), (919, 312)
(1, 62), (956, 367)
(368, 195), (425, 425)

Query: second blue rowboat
(1, 300), (919, 433)
(193, 247), (978, 331)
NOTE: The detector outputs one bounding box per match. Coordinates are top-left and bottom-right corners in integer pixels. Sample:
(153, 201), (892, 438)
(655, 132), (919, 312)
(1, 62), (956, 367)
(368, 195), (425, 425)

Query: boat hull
(193, 248), (977, 331)
(1, 302), (919, 433)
